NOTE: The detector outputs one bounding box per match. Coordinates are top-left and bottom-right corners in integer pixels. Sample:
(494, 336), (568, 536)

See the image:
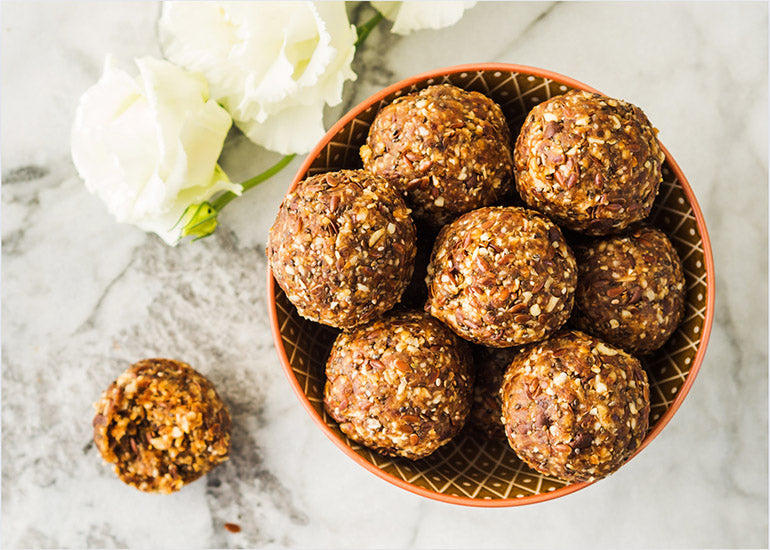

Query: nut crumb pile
(93, 358), (231, 493)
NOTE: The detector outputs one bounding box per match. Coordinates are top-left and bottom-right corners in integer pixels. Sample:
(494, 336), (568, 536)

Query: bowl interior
(271, 67), (713, 505)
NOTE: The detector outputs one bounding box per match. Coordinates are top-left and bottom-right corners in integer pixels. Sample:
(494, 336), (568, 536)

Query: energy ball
(324, 310), (473, 460)
(268, 169), (416, 329)
(469, 346), (520, 441)
(93, 358), (231, 493)
(514, 89), (665, 235)
(572, 226), (686, 354)
(360, 83), (514, 227)
(426, 206), (577, 347)
(500, 331), (650, 482)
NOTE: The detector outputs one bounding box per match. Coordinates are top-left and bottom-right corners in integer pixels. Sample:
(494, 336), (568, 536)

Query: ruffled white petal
(71, 55), (236, 245)
(371, 1), (477, 35)
(72, 56), (159, 222)
(236, 101), (327, 156)
(159, 1), (357, 154)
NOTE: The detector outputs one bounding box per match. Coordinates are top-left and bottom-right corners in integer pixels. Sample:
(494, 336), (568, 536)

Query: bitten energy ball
(93, 358), (231, 493)
(360, 83), (514, 227)
(573, 226), (685, 354)
(469, 346), (520, 441)
(324, 310), (473, 460)
(268, 169), (416, 329)
(500, 331), (650, 482)
(514, 89), (665, 235)
(426, 206), (577, 347)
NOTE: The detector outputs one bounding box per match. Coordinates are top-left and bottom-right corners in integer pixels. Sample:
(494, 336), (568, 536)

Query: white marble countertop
(2, 2), (767, 548)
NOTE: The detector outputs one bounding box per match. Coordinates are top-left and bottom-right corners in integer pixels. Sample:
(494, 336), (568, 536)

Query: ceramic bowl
(267, 63), (715, 507)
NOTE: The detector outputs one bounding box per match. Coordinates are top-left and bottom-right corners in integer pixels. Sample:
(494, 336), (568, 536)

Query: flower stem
(355, 11), (384, 47)
(211, 153), (296, 212)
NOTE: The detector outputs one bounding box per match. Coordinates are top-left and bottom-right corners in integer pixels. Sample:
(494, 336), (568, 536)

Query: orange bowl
(267, 64), (715, 506)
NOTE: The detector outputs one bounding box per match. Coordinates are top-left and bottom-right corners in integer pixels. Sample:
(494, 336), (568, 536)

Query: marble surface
(2, 2), (767, 548)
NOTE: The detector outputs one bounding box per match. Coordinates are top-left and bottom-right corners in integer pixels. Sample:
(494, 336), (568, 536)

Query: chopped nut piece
(368, 228), (386, 248)
(595, 342), (618, 356)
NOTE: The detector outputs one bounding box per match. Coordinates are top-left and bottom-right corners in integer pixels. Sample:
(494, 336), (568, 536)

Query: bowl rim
(267, 62), (716, 507)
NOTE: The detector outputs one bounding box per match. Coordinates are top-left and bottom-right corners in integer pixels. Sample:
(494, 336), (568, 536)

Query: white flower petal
(177, 102), (236, 193)
(71, 55), (233, 245)
(236, 101), (326, 156)
(136, 57), (209, 186)
(372, 1), (477, 34)
(310, 2), (358, 107)
(72, 57), (159, 222)
(159, 1), (357, 154)
(370, 1), (401, 20)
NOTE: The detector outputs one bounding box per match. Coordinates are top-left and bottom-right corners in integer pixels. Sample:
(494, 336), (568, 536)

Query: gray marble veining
(2, 2), (767, 548)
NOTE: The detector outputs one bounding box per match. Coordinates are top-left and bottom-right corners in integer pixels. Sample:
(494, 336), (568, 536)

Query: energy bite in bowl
(360, 83), (514, 227)
(268, 169), (416, 329)
(469, 346), (520, 441)
(500, 331), (650, 482)
(93, 358), (231, 493)
(514, 89), (665, 235)
(572, 226), (686, 354)
(426, 206), (577, 347)
(324, 310), (474, 460)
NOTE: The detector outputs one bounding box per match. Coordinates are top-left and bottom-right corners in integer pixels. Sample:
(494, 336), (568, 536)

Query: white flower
(71, 56), (238, 245)
(371, 1), (477, 35)
(158, 1), (358, 155)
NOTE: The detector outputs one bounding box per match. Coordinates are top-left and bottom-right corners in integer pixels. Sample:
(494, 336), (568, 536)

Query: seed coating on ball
(268, 169), (416, 329)
(514, 89), (664, 235)
(572, 226), (685, 354)
(324, 310), (474, 460)
(426, 206), (577, 347)
(500, 331), (650, 482)
(361, 83), (514, 227)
